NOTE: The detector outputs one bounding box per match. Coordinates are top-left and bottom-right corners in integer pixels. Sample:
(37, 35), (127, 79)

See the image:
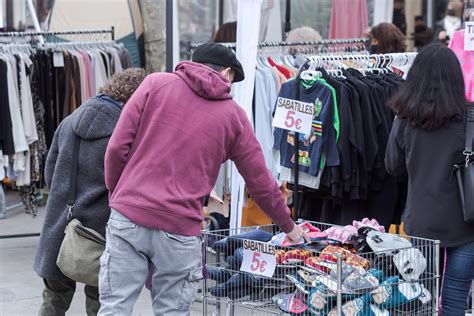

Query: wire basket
(202, 221), (440, 315)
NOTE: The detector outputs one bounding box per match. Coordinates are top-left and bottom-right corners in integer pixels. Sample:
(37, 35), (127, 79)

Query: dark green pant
(38, 279), (100, 316)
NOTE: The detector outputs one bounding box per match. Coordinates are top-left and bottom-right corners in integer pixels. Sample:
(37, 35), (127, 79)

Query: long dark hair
(370, 23), (407, 53)
(390, 44), (468, 130)
(213, 22), (237, 43)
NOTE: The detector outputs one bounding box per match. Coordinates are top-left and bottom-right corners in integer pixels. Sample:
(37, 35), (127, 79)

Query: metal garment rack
(0, 27), (117, 238)
(188, 37), (370, 51)
(0, 27), (115, 41)
(188, 38), (370, 222)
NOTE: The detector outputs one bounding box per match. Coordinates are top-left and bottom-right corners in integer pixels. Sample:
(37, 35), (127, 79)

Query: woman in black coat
(34, 68), (145, 316)
(385, 44), (474, 315)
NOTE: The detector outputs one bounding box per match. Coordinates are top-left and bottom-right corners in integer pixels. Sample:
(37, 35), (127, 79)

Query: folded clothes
(212, 229), (273, 254)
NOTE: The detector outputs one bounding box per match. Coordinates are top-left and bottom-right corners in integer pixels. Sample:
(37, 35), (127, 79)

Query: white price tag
(53, 52), (64, 68)
(240, 240), (276, 278)
(465, 22), (474, 51)
(272, 97), (314, 135)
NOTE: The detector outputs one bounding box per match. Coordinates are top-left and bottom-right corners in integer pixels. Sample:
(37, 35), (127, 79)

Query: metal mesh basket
(202, 221), (440, 315)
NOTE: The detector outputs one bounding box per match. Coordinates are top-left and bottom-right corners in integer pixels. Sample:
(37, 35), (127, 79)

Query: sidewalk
(0, 196), (203, 316)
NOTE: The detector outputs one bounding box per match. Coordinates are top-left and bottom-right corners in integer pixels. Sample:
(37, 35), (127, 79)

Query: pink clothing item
(324, 225), (358, 244)
(352, 218), (385, 233)
(79, 51), (94, 100)
(449, 30), (474, 102)
(105, 61), (294, 237)
(328, 0), (368, 39)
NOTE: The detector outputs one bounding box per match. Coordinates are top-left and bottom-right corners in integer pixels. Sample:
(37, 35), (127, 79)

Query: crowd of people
(31, 4), (473, 316)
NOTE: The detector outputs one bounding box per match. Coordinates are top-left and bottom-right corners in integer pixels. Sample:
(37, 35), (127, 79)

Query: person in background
(286, 26), (323, 55)
(369, 22), (407, 54)
(413, 15), (434, 50)
(100, 43), (308, 315)
(393, 0), (407, 35)
(213, 21), (237, 42)
(435, 1), (463, 44)
(385, 44), (474, 315)
(34, 68), (146, 316)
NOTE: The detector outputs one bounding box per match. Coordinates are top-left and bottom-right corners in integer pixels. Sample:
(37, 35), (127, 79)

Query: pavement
(0, 193), (204, 316)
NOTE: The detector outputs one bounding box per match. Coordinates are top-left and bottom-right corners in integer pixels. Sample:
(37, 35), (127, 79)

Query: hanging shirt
(18, 53), (38, 145)
(274, 79), (340, 177)
(373, 0), (394, 25)
(449, 29), (474, 102)
(255, 67), (279, 180)
(329, 0), (368, 39)
(0, 55), (28, 154)
(0, 58), (15, 155)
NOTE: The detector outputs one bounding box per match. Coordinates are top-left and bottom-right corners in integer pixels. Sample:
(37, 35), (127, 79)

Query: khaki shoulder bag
(56, 135), (106, 286)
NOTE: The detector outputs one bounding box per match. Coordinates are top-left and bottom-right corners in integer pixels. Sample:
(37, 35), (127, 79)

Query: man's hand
(285, 223), (311, 243)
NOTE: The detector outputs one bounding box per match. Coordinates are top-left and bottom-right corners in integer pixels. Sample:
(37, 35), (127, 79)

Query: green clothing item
(301, 77), (340, 171)
(39, 278), (99, 316)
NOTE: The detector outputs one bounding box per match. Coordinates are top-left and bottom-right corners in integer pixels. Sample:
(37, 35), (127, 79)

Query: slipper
(273, 292), (309, 314)
(305, 257), (331, 274)
(371, 276), (424, 309)
(320, 246), (352, 263)
(282, 249), (313, 264)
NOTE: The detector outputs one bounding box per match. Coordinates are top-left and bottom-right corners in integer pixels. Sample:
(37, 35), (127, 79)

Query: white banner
(229, 0), (263, 234)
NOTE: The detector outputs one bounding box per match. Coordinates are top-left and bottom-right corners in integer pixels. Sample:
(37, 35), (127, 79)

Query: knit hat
(192, 43), (245, 82)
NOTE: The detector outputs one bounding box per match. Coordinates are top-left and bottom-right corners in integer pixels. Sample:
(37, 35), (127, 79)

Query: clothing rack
(0, 27), (115, 41)
(189, 38), (370, 50)
(0, 27), (123, 231)
(291, 51), (416, 221)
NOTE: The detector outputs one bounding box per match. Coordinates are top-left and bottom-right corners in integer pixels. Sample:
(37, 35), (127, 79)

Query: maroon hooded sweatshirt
(105, 61), (294, 236)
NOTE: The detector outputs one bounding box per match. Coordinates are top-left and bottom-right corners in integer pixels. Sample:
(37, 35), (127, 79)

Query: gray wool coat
(34, 97), (121, 280)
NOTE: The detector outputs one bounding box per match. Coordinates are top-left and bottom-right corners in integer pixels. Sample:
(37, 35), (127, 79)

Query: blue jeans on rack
(441, 241), (474, 315)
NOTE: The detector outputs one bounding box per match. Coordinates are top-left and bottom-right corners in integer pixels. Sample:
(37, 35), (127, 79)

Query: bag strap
(67, 135), (81, 221)
(465, 107), (474, 166)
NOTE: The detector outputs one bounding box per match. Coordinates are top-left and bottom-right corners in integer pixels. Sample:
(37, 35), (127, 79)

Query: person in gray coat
(34, 68), (145, 316)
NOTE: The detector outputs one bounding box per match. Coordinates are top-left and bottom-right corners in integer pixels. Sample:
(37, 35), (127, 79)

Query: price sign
(240, 239), (277, 278)
(53, 52), (65, 68)
(272, 97), (314, 135)
(465, 22), (474, 51)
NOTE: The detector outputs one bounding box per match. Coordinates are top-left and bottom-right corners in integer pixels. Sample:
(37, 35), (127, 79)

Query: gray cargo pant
(98, 209), (203, 316)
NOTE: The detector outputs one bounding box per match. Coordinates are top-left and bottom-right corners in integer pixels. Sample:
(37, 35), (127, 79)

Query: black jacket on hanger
(0, 59), (15, 155)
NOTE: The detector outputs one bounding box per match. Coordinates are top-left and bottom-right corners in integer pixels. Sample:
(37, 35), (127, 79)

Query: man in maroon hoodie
(100, 43), (307, 315)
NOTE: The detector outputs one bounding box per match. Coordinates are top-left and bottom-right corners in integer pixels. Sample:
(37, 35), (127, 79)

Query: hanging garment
(373, 0), (394, 25)
(1, 55), (28, 153)
(329, 0), (368, 39)
(0, 59), (15, 155)
(18, 53), (38, 145)
(449, 29), (474, 102)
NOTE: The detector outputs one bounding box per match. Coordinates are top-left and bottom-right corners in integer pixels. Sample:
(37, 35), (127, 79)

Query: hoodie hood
(71, 97), (121, 140)
(174, 61), (232, 100)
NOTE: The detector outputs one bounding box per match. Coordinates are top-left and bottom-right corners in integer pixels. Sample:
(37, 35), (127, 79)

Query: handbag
(452, 106), (474, 222)
(56, 135), (106, 286)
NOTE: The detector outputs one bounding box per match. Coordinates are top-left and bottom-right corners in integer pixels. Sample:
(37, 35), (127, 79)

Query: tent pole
(166, 0), (173, 72)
